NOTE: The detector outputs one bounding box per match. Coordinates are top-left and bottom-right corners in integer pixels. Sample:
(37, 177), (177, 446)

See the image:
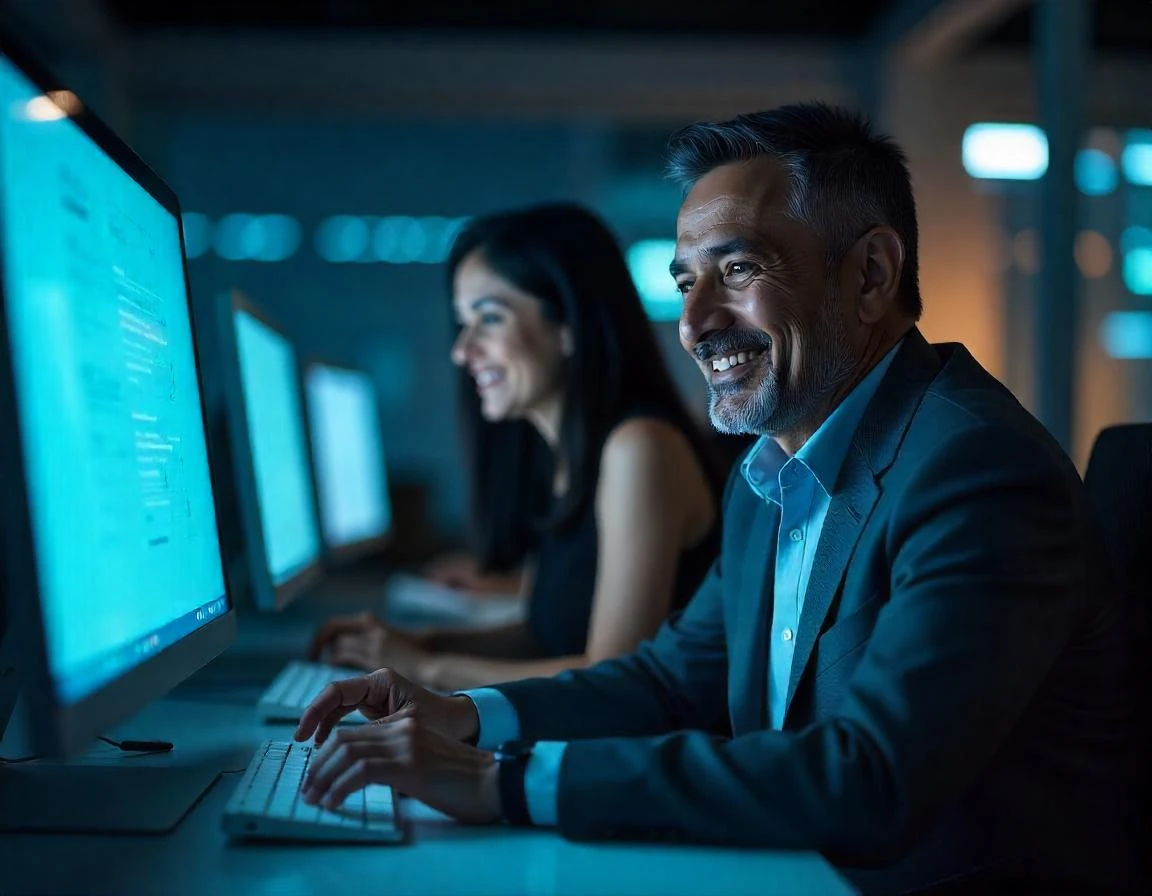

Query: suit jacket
(494, 329), (1141, 894)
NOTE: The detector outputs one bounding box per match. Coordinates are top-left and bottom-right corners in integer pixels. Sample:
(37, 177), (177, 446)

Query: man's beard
(705, 291), (857, 437)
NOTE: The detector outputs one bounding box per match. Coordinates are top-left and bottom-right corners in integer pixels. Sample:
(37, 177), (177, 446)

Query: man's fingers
(304, 728), (389, 801)
(294, 677), (371, 743)
(320, 757), (393, 809)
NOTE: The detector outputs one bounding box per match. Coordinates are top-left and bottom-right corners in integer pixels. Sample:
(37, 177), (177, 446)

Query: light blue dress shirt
(463, 340), (902, 825)
(741, 341), (899, 728)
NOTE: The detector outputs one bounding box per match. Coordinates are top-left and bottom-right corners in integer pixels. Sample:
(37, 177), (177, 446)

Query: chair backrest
(1084, 423), (1152, 613)
(1084, 423), (1152, 859)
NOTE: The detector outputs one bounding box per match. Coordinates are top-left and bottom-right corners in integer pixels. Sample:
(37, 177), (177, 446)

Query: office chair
(1084, 423), (1152, 627)
(1084, 422), (1152, 882)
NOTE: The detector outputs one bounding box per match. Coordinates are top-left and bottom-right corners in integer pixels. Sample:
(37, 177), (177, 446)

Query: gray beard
(706, 298), (857, 438)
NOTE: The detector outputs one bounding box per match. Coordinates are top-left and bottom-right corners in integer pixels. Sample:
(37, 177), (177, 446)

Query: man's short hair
(666, 102), (923, 320)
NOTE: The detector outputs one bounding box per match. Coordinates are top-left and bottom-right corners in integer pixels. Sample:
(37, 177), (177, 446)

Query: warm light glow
(962, 123), (1048, 180)
(23, 90), (82, 121)
(1074, 231), (1112, 279)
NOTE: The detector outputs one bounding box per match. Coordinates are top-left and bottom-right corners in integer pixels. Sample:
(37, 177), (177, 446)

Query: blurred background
(4, 0), (1150, 557)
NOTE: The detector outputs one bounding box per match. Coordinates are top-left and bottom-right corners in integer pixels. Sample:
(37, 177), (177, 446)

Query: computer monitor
(218, 290), (323, 611)
(0, 35), (235, 829)
(304, 360), (393, 565)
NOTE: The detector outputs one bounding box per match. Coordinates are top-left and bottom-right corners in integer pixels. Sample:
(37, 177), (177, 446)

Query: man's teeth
(711, 350), (762, 372)
(476, 369), (503, 387)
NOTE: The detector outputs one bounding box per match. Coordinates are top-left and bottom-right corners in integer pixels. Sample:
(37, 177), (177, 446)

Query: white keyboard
(256, 660), (367, 724)
(223, 740), (406, 843)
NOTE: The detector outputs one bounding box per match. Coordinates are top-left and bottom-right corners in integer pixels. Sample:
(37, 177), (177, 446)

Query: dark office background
(6, 0), (1151, 552)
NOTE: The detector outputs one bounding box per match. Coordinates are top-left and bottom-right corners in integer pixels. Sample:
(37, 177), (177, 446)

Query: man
(295, 104), (1141, 893)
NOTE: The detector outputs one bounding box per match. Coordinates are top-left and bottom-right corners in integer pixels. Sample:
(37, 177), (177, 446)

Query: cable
(2, 735), (175, 764)
(97, 735), (174, 754)
(0, 752), (41, 764)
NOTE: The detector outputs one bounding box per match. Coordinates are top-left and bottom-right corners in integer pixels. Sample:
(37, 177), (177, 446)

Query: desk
(0, 696), (855, 896)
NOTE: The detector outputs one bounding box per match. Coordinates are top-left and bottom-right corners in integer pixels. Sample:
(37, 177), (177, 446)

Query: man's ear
(854, 227), (904, 324)
(560, 326), (574, 358)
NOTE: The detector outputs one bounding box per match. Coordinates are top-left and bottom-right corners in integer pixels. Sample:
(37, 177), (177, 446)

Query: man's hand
(299, 717), (501, 825)
(293, 668), (480, 747)
(308, 611), (428, 675)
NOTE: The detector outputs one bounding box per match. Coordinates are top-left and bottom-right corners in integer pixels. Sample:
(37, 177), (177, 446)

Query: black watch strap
(494, 740), (533, 826)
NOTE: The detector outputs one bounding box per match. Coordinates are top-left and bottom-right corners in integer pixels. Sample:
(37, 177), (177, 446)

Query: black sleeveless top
(525, 409), (722, 658)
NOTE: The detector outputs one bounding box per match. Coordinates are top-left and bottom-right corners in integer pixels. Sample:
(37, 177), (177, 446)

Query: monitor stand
(0, 629), (223, 834)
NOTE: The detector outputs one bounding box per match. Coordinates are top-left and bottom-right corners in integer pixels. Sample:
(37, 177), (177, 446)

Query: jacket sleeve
(550, 425), (1090, 863)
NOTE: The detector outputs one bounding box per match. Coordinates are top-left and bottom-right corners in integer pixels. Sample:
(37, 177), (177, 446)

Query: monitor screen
(0, 55), (228, 705)
(305, 363), (392, 552)
(232, 308), (321, 585)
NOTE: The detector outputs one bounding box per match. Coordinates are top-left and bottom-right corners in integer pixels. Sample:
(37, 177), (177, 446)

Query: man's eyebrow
(669, 237), (764, 277)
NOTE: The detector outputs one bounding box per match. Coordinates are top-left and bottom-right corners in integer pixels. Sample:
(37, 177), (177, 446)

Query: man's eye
(675, 280), (694, 295)
(479, 312), (503, 325)
(725, 262), (756, 279)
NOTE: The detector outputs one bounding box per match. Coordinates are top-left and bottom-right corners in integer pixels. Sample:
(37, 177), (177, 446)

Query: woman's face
(451, 250), (570, 423)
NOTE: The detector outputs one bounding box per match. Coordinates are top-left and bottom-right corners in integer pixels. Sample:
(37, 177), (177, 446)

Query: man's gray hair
(666, 102), (922, 319)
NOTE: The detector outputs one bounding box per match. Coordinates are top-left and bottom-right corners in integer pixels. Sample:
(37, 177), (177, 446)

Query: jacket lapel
(781, 328), (944, 724)
(783, 449), (879, 718)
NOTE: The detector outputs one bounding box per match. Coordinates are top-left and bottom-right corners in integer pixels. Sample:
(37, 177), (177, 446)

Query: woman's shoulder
(599, 414), (703, 480)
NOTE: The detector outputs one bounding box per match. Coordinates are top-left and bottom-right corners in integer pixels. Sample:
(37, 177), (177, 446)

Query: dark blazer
(495, 329), (1141, 894)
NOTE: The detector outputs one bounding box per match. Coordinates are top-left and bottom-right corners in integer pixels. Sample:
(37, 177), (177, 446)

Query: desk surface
(0, 586), (855, 896)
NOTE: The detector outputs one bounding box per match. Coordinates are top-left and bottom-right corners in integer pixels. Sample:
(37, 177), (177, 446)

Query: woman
(310, 203), (721, 691)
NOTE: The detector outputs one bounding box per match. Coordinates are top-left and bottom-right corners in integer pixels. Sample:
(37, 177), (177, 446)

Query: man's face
(672, 158), (856, 437)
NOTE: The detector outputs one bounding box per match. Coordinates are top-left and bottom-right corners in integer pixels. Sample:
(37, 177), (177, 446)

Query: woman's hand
(308, 611), (430, 677)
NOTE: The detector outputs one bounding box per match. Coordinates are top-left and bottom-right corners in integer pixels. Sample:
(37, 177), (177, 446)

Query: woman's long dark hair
(448, 203), (700, 573)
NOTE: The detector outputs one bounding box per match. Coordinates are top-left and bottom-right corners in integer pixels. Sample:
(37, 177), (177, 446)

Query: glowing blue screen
(306, 364), (392, 549)
(232, 309), (321, 585)
(0, 55), (228, 703)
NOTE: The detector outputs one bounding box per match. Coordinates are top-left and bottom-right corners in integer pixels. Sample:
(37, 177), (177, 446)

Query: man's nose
(679, 280), (733, 353)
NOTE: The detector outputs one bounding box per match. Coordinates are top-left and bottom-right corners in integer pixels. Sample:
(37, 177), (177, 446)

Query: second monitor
(304, 359), (393, 567)
(218, 290), (324, 612)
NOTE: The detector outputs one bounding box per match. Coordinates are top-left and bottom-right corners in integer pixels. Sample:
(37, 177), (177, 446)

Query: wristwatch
(494, 740), (534, 826)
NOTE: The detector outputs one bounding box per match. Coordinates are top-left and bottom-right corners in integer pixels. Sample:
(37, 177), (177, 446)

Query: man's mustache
(692, 330), (772, 363)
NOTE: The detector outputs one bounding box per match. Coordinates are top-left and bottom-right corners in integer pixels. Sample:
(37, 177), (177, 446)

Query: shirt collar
(740, 339), (903, 503)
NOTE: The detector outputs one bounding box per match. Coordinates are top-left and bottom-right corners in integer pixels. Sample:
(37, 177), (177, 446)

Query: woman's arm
(414, 418), (716, 692)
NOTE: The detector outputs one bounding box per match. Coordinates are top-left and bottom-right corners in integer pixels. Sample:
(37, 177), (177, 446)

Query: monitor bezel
(218, 289), (325, 611)
(301, 356), (395, 568)
(0, 32), (236, 758)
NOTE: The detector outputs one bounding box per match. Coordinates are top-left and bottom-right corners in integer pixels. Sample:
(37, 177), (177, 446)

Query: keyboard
(223, 739), (407, 843)
(256, 660), (367, 724)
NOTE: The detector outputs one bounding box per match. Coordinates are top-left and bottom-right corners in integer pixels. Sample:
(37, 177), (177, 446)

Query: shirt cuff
(525, 741), (566, 827)
(458, 688), (520, 749)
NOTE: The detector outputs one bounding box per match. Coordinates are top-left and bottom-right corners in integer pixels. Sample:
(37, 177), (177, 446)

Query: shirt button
(789, 528), (804, 542)
(781, 628), (794, 642)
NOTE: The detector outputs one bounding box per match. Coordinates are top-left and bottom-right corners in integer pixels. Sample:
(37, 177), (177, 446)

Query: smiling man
(294, 104), (1142, 895)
